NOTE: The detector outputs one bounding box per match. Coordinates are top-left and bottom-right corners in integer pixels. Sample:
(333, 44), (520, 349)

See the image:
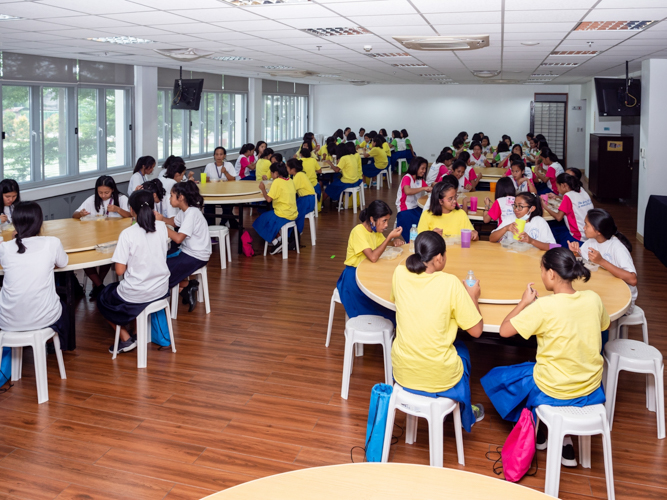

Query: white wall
(314, 83), (585, 167)
(637, 58), (667, 237)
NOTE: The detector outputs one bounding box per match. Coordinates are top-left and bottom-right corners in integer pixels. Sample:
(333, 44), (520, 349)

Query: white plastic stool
(0, 328), (66, 404)
(304, 211), (316, 246)
(112, 298), (176, 369)
(377, 168), (390, 190)
(208, 225), (232, 269)
(338, 185), (363, 214)
(325, 288), (348, 347)
(536, 404), (614, 499)
(611, 305), (648, 343)
(170, 266), (211, 319)
(604, 339), (665, 439)
(263, 221), (299, 260)
(381, 384), (465, 467)
(340, 315), (393, 399)
(397, 158), (408, 175)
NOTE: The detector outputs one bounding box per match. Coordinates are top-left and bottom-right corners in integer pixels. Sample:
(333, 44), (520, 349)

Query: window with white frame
(262, 94), (308, 144)
(157, 89), (246, 162)
(0, 84), (132, 186)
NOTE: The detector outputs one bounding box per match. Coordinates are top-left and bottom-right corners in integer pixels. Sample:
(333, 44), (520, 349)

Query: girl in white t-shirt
(155, 181), (211, 313)
(0, 178), (20, 224)
(0, 201), (69, 348)
(140, 178), (168, 218)
(73, 175), (131, 299)
(160, 157), (186, 220)
(508, 160), (536, 194)
(127, 156), (156, 194)
(204, 146), (236, 182)
(426, 151), (454, 186)
(395, 157), (432, 238)
(542, 173), (593, 246)
(490, 192), (556, 250)
(452, 160), (480, 192)
(483, 177), (516, 228)
(97, 190), (170, 354)
(569, 209), (638, 311)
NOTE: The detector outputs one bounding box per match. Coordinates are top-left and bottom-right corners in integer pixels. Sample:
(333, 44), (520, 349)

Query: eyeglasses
(513, 204), (529, 210)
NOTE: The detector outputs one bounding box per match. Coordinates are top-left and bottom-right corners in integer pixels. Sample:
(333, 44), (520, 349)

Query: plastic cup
(200, 172), (207, 185)
(469, 196), (478, 212)
(461, 229), (472, 248)
(490, 182), (496, 193)
(540, 194), (549, 204)
(514, 219), (526, 240)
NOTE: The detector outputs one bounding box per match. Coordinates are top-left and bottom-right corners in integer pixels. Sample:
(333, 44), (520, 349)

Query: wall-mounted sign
(607, 141), (623, 152)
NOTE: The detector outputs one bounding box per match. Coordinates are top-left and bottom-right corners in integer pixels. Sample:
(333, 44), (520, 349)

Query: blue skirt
(336, 266), (396, 324)
(252, 210), (294, 243)
(362, 159), (387, 179)
(549, 220), (581, 247)
(535, 182), (552, 195)
(296, 195), (316, 233)
(402, 341), (476, 432)
(167, 251), (208, 288)
(325, 178), (362, 201)
(396, 207), (422, 240)
(314, 183), (322, 200)
(241, 171), (256, 181)
(391, 150), (414, 169)
(97, 282), (159, 326)
(481, 362), (606, 423)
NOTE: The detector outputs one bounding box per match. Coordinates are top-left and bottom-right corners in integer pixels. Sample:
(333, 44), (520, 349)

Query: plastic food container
(95, 241), (117, 253)
(380, 246), (404, 260)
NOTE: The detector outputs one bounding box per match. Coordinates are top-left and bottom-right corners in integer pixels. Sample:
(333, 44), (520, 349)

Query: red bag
(501, 408), (536, 482)
(241, 231), (254, 257)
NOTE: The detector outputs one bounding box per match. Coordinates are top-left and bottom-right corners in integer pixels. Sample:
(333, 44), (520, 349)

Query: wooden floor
(0, 180), (665, 500)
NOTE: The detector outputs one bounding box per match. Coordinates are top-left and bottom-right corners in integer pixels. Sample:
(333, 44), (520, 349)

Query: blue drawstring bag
(0, 347), (11, 389)
(150, 310), (171, 347)
(364, 383), (393, 462)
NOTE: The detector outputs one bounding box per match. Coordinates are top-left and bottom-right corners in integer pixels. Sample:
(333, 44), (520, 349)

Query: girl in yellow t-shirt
(254, 147), (274, 181)
(392, 231), (485, 431)
(417, 180), (478, 240)
(322, 144), (362, 205)
(337, 200), (404, 323)
(362, 136), (389, 186)
(287, 158), (316, 238)
(481, 247), (609, 465)
(253, 162), (298, 252)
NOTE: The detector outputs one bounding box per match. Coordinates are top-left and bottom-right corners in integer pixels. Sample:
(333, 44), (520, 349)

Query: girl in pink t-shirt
(542, 172), (593, 246)
(395, 157), (432, 238)
(452, 160), (480, 192)
(534, 147), (563, 193)
(483, 177), (516, 228)
(508, 160), (536, 194)
(235, 143), (256, 180)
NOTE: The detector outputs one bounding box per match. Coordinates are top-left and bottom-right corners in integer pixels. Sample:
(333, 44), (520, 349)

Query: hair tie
(142, 202), (149, 207)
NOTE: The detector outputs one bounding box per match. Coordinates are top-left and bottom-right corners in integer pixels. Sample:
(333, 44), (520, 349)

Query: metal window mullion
(0, 84), (3, 180)
(98, 88), (107, 171)
(31, 86), (42, 183)
(67, 87), (78, 176)
(127, 87), (133, 169)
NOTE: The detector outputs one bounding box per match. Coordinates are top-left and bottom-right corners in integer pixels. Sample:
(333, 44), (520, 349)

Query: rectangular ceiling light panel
(88, 36), (154, 44)
(367, 52), (411, 58)
(210, 56), (252, 61)
(0, 14), (21, 21)
(302, 27), (370, 37)
(394, 35), (489, 51)
(263, 65), (295, 69)
(391, 63), (427, 67)
(551, 50), (598, 56)
(220, 0), (310, 5)
(541, 62), (578, 67)
(575, 21), (656, 31)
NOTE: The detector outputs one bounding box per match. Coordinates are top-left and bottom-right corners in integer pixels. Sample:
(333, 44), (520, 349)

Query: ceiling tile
(43, 16), (137, 30)
(351, 15), (428, 28)
(505, 10), (588, 23)
(39, 0), (153, 15)
(411, 0), (501, 13)
(505, 0), (597, 9)
(325, 0), (418, 16)
(174, 8), (263, 23)
(584, 8), (667, 21)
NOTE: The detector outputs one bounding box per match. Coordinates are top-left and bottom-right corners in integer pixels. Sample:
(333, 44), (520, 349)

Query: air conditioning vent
(267, 70), (318, 78)
(393, 35), (489, 51)
(349, 80), (370, 86)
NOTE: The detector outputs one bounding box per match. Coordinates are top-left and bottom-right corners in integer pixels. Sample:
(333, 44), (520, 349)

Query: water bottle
(466, 270), (476, 287)
(409, 224), (418, 253)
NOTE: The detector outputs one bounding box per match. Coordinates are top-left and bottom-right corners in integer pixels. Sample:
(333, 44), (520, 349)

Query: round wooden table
(355, 241), (631, 331)
(199, 180), (262, 197)
(201, 463), (550, 500)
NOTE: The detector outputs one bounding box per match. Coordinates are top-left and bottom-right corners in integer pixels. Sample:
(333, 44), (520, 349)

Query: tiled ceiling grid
(0, 0), (665, 85)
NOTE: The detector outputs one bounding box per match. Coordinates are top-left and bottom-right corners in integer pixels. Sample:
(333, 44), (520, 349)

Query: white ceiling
(0, 0), (666, 85)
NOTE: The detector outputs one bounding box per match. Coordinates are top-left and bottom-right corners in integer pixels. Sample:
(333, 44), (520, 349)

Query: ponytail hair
(556, 172), (581, 193)
(239, 143), (255, 156)
(406, 231), (446, 274)
(300, 143), (312, 158)
(436, 151), (454, 164)
(13, 202), (43, 254)
(359, 200), (392, 224)
(515, 192), (542, 221)
(287, 158), (303, 173)
(270, 161), (289, 179)
(586, 208), (632, 252)
(163, 157), (186, 179)
(272, 152), (283, 164)
(171, 180), (204, 209)
(133, 155), (156, 174)
(495, 177), (516, 200)
(260, 147), (274, 160)
(566, 167), (582, 181)
(129, 190), (156, 233)
(458, 151), (470, 164)
(541, 247), (590, 283)
(141, 178), (166, 202)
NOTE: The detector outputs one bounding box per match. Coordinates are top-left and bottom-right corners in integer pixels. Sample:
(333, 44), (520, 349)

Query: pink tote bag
(501, 408), (536, 482)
